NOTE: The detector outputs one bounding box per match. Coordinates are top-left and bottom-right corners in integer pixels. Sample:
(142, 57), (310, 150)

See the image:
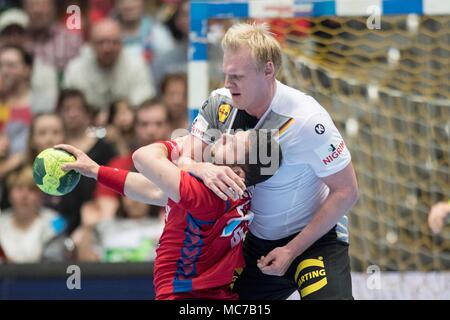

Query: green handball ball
(33, 148), (81, 196)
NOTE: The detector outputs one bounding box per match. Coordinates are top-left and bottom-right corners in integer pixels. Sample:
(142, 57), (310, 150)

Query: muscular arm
(285, 163), (359, 255)
(56, 144), (168, 206)
(123, 172), (168, 206)
(176, 135), (246, 200)
(258, 163), (359, 276)
(132, 143), (181, 203)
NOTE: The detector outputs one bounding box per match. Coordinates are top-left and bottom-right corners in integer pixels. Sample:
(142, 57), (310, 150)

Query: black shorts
(233, 227), (353, 300)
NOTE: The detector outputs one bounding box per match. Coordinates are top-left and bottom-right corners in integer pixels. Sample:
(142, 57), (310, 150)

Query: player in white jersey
(186, 23), (359, 299)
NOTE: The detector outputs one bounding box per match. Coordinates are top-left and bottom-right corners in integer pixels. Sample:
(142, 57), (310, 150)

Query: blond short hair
(221, 22), (282, 73)
(6, 165), (39, 192)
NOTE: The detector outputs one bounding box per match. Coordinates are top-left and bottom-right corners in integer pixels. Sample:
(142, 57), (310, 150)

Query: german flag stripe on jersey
(278, 118), (295, 136)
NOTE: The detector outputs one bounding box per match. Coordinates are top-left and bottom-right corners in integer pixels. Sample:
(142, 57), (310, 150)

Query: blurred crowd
(0, 0), (189, 264)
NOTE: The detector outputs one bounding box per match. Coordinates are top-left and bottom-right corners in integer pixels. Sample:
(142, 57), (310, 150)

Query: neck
(13, 211), (38, 230)
(66, 127), (87, 140)
(30, 24), (53, 38)
(250, 80), (277, 119)
(171, 112), (187, 128)
(121, 19), (141, 34)
(97, 59), (114, 70)
(8, 82), (29, 101)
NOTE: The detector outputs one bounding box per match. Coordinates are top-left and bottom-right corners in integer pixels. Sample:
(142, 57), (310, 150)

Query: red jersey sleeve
(168, 171), (234, 221)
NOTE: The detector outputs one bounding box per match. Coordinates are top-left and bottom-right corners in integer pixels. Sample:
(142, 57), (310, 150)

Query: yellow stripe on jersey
(278, 118), (294, 137)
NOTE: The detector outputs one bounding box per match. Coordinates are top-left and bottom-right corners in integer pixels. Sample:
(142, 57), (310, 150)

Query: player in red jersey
(56, 129), (281, 299)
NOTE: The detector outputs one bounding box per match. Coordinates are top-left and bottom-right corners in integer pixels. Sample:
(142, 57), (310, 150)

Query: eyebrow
(223, 72), (245, 78)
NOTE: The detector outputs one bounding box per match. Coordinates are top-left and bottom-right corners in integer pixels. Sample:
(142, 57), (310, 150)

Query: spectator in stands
(0, 45), (33, 180)
(27, 113), (66, 208)
(0, 9), (58, 113)
(55, 89), (117, 234)
(81, 98), (170, 226)
(88, 0), (114, 25)
(104, 100), (135, 156)
(428, 201), (450, 235)
(0, 165), (64, 263)
(160, 72), (187, 130)
(153, 0), (189, 85)
(63, 18), (155, 113)
(0, 129), (16, 209)
(0, 8), (30, 49)
(72, 185), (164, 262)
(25, 113), (65, 165)
(114, 0), (174, 67)
(1, 113), (65, 210)
(23, 0), (83, 74)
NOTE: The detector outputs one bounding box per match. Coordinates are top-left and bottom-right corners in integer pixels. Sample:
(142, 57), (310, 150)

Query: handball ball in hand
(33, 148), (81, 196)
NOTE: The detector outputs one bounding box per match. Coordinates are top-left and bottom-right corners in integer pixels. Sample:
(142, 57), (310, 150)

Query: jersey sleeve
(190, 95), (220, 145)
(168, 171), (228, 220)
(190, 88), (237, 145)
(282, 112), (351, 177)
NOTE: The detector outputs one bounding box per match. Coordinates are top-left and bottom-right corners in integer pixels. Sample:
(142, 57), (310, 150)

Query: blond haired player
(186, 23), (359, 300)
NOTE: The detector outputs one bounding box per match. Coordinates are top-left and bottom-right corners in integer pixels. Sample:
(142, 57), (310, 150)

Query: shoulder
(64, 45), (92, 72)
(172, 170), (226, 214)
(272, 81), (327, 120)
(0, 209), (12, 225)
(211, 88), (232, 99)
(203, 88), (234, 112)
(39, 207), (58, 220)
(39, 207), (63, 230)
(121, 49), (147, 69)
(33, 58), (57, 77)
(54, 23), (82, 40)
(268, 82), (336, 141)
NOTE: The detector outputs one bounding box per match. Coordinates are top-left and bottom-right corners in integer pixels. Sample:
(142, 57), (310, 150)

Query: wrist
(92, 165), (100, 179)
(193, 162), (211, 177)
(284, 244), (297, 257)
(97, 166), (129, 196)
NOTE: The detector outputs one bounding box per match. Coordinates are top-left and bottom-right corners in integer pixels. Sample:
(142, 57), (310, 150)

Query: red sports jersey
(154, 171), (251, 300)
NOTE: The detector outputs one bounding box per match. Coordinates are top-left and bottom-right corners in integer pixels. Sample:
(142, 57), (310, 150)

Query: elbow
(132, 147), (146, 172)
(348, 184), (359, 206)
(334, 184), (359, 208)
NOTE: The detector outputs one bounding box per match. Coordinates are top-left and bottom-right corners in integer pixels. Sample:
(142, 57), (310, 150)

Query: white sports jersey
(191, 80), (351, 240)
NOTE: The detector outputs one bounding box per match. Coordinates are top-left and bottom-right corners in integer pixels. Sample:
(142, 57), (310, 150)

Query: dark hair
(165, 0), (188, 41)
(0, 45), (33, 69)
(107, 99), (131, 125)
(56, 88), (93, 116)
(240, 130), (283, 187)
(136, 97), (171, 123)
(160, 72), (187, 95)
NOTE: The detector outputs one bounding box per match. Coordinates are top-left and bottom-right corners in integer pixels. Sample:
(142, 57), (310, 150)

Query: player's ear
(264, 61), (275, 79)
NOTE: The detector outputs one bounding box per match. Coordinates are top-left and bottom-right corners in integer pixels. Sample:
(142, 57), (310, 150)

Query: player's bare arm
(132, 142), (181, 203)
(176, 134), (246, 201)
(258, 162), (359, 276)
(55, 144), (168, 206)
